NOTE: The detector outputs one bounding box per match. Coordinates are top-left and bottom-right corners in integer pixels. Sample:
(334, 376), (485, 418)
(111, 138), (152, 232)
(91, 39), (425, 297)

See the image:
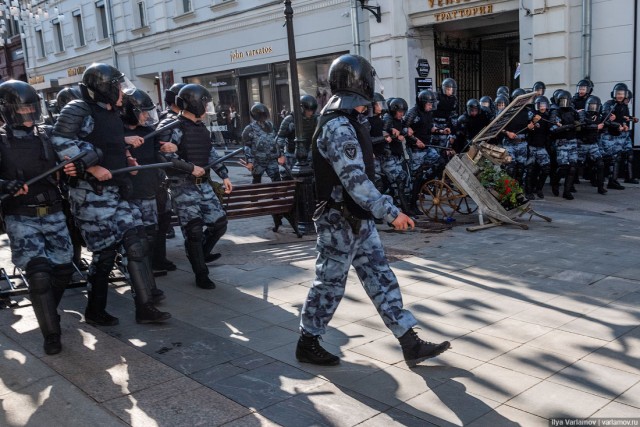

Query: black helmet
(56, 87), (81, 109)
(327, 54), (376, 110)
(441, 78), (457, 96)
(300, 95), (318, 114)
(556, 90), (572, 108)
(176, 84), (214, 118)
(479, 95), (493, 108)
(80, 63), (135, 106)
(626, 90), (633, 101)
(164, 83), (186, 106)
(532, 81), (546, 95)
(250, 102), (270, 121)
(611, 82), (629, 100)
(0, 80), (42, 127)
(122, 89), (159, 127)
(534, 96), (550, 112)
(495, 95), (509, 110)
(585, 95), (602, 113)
(372, 92), (388, 112)
(551, 89), (564, 105)
(388, 98), (408, 115)
(496, 86), (510, 98)
(466, 98), (480, 115)
(511, 88), (526, 101)
(576, 79), (594, 96)
(416, 89), (437, 109)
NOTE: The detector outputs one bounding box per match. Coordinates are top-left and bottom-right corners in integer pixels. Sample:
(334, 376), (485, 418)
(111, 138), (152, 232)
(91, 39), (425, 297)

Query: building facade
(12, 0), (640, 146)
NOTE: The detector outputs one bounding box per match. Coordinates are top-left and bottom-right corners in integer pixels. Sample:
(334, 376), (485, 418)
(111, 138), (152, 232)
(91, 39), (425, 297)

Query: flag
(514, 63), (521, 80)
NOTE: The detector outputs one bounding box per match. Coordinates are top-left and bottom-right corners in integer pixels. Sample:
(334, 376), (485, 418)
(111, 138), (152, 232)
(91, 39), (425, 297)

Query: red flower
(506, 187), (512, 194)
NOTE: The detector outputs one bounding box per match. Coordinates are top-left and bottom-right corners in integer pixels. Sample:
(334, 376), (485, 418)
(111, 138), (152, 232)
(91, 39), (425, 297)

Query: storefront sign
(441, 56), (450, 65)
(416, 59), (430, 77)
(415, 77), (433, 96)
(67, 66), (86, 77)
(230, 45), (273, 62)
(28, 75), (45, 85)
(434, 3), (493, 21)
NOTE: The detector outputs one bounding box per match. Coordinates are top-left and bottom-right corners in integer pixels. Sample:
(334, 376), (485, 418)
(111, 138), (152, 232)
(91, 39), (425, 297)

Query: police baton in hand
(0, 151), (87, 202)
(203, 147), (244, 169)
(143, 119), (181, 142)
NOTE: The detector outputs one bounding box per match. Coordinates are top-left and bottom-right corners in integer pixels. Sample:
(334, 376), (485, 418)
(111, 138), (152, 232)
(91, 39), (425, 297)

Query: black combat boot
(607, 161), (625, 190)
(152, 212), (177, 271)
(85, 250), (119, 327)
(295, 334), (340, 366)
(562, 166), (576, 200)
(203, 218), (227, 263)
(596, 160), (607, 194)
(185, 220), (216, 289)
(26, 261), (63, 355)
(398, 328), (451, 367)
(535, 166), (548, 199)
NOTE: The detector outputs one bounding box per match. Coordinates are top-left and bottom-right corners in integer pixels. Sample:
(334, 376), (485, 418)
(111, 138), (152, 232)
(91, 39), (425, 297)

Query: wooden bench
(222, 180), (302, 238)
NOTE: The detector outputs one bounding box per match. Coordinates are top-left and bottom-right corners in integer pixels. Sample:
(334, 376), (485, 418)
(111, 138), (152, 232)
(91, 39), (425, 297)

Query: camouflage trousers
(502, 136), (528, 164)
(555, 139), (579, 166)
(69, 183), (142, 252)
(379, 154), (408, 186)
(599, 134), (624, 158)
(169, 178), (226, 238)
(526, 146), (551, 167)
(431, 133), (450, 148)
(300, 211), (418, 338)
(252, 159), (281, 183)
(577, 143), (602, 164)
(129, 198), (159, 228)
(621, 131), (633, 152)
(410, 147), (441, 175)
(4, 211), (73, 269)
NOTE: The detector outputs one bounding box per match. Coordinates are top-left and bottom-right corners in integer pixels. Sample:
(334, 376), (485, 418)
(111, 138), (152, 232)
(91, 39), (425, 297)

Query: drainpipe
(581, 0), (592, 78)
(351, 0), (360, 56)
(633, 0), (638, 147)
(106, 0), (118, 68)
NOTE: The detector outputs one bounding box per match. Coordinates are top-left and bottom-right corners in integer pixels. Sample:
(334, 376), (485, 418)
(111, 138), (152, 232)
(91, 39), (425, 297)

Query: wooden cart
(418, 142), (551, 231)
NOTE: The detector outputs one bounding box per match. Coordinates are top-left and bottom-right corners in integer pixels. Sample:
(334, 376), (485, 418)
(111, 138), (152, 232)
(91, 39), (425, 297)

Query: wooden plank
(224, 190), (295, 205)
(225, 198), (294, 211)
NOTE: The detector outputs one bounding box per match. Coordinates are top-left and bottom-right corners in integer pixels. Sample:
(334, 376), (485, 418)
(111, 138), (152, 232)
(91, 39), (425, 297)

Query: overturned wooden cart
(418, 92), (552, 231)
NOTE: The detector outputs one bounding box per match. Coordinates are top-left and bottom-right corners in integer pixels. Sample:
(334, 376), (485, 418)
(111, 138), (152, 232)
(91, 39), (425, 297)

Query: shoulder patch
(344, 142), (358, 160)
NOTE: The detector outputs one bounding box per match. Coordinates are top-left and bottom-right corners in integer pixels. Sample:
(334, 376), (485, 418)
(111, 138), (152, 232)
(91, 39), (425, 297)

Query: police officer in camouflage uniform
(243, 103), (284, 183)
(276, 95), (318, 179)
(381, 98), (412, 214)
(432, 78), (458, 155)
(159, 84), (232, 289)
(579, 95), (607, 194)
(600, 83), (629, 190)
(524, 96), (552, 199)
(499, 89), (530, 184)
(296, 54), (451, 367)
(622, 90), (638, 184)
(122, 89), (178, 300)
(0, 80), (74, 355)
(51, 63), (171, 326)
(550, 90), (581, 200)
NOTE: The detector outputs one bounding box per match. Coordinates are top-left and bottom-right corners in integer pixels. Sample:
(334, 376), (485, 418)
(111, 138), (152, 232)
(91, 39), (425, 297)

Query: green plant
(477, 159), (526, 210)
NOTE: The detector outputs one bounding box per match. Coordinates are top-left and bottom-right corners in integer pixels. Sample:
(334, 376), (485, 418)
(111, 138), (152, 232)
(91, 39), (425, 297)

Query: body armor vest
(301, 115), (318, 147)
(382, 113), (404, 157)
(176, 118), (211, 168)
(368, 115), (386, 156)
(572, 94), (587, 110)
(313, 112), (375, 220)
(83, 103), (127, 187)
(603, 101), (629, 136)
(409, 108), (433, 144)
(582, 114), (601, 145)
(504, 109), (530, 134)
(555, 109), (579, 140)
(0, 127), (61, 213)
(527, 113), (551, 148)
(125, 126), (159, 199)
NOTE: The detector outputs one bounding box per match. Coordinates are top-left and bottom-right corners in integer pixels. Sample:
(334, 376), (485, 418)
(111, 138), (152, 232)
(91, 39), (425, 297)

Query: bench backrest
(223, 181), (297, 219)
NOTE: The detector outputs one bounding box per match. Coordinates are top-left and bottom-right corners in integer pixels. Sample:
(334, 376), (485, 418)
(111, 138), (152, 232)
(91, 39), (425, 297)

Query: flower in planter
(477, 159), (527, 210)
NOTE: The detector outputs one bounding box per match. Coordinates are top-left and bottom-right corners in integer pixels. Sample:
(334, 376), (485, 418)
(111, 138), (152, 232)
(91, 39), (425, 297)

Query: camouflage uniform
(242, 120), (280, 183)
(300, 114), (417, 338)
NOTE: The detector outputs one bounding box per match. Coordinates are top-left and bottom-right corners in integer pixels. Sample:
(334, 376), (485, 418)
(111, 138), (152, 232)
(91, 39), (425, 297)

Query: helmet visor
(586, 102), (600, 113)
(119, 76), (137, 96)
(535, 101), (548, 111)
(615, 89), (626, 100)
(205, 101), (216, 116)
(558, 98), (570, 108)
(138, 107), (159, 127)
(1, 102), (42, 126)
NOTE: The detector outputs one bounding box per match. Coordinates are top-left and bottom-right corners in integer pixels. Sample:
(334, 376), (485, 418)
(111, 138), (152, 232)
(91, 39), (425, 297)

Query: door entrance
(239, 73), (273, 128)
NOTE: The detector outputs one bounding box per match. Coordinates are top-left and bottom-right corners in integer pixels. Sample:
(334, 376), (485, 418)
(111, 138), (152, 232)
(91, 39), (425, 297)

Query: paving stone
(323, 322), (389, 350)
(549, 270), (606, 285)
(591, 401), (640, 418)
(583, 328), (640, 375)
(466, 404), (548, 426)
(506, 380), (610, 419)
(547, 360), (640, 399)
(357, 408), (438, 427)
(449, 332), (522, 362)
(511, 305), (582, 328)
(616, 381), (640, 409)
(558, 304), (639, 341)
(0, 333), (58, 397)
(490, 346), (577, 379)
(525, 329), (609, 358)
(222, 412), (283, 427)
(476, 318), (553, 344)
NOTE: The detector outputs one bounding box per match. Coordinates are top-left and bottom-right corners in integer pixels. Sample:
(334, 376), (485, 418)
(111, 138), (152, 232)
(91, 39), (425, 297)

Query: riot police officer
(297, 54), (450, 367)
(0, 80), (74, 354)
(550, 90), (581, 199)
(243, 103), (283, 183)
(276, 95), (318, 179)
(500, 89), (530, 184)
(432, 78), (458, 153)
(51, 63), (171, 325)
(600, 83), (631, 189)
(56, 87), (81, 110)
(496, 86), (510, 99)
(532, 81), (546, 97)
(495, 94), (509, 115)
(368, 92), (390, 194)
(525, 96), (552, 199)
(382, 97), (411, 214)
(455, 98), (491, 153)
(580, 95), (607, 194)
(479, 95), (495, 118)
(160, 83), (186, 121)
(160, 84), (232, 289)
(572, 79), (593, 111)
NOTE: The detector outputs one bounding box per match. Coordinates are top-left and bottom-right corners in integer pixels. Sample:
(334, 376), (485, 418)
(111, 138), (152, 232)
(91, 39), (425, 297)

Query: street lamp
(283, 0), (314, 235)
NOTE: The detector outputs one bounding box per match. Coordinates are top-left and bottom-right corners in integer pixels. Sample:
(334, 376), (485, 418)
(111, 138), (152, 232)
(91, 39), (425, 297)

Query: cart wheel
(444, 180), (478, 215)
(418, 179), (458, 222)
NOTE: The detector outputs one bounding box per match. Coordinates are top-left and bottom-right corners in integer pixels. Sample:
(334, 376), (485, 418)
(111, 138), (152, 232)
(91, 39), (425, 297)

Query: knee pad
(25, 257), (52, 278)
(185, 218), (204, 242)
(123, 231), (147, 262)
(541, 165), (551, 175)
(207, 216), (228, 234)
(92, 247), (118, 276)
(52, 262), (74, 278)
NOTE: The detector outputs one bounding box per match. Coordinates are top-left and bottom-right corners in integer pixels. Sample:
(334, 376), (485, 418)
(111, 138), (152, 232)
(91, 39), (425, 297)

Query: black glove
(73, 159), (87, 176)
(0, 179), (25, 196)
(170, 158), (195, 174)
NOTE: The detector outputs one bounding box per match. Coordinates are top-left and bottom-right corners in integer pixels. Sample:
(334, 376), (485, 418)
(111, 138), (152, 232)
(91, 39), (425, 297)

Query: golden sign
(230, 46), (273, 62)
(28, 75), (44, 84)
(434, 3), (493, 21)
(67, 66), (87, 77)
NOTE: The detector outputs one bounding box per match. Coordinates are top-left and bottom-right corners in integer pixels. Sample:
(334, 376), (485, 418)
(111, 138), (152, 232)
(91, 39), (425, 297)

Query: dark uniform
(382, 98), (411, 214)
(51, 63), (170, 326)
(579, 96), (606, 194)
(550, 90), (581, 199)
(524, 96), (552, 199)
(0, 80), (73, 355)
(243, 103), (281, 184)
(296, 54), (451, 368)
(275, 95), (318, 179)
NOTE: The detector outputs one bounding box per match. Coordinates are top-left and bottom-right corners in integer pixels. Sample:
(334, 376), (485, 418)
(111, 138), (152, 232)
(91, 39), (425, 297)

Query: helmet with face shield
(122, 89), (159, 127)
(176, 84), (215, 118)
(0, 80), (43, 128)
(80, 63), (136, 106)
